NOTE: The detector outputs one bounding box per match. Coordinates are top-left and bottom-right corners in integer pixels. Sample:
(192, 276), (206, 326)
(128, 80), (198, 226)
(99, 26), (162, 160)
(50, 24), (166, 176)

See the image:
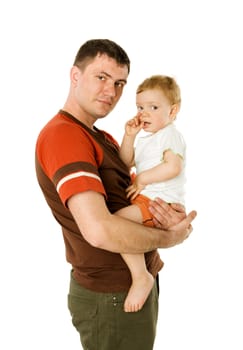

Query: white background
(1, 0), (243, 349)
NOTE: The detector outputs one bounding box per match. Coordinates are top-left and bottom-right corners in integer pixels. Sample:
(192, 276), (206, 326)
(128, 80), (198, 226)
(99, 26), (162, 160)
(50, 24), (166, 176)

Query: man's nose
(104, 81), (116, 96)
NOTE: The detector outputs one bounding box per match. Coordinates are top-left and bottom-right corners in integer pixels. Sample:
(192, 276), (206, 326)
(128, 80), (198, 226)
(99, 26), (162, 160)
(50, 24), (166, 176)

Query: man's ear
(70, 66), (80, 86)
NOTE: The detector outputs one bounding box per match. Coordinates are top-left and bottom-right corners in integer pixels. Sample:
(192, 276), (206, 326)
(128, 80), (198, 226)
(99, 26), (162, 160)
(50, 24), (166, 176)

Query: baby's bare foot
(124, 272), (154, 312)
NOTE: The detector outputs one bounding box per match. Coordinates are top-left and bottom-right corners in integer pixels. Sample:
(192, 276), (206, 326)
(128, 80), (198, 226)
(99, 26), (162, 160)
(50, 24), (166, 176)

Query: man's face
(72, 54), (129, 122)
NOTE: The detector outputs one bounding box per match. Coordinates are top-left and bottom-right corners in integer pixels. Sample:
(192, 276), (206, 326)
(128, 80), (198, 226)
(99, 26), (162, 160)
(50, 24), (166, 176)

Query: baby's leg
(121, 252), (154, 312)
(116, 204), (154, 312)
(116, 204), (143, 224)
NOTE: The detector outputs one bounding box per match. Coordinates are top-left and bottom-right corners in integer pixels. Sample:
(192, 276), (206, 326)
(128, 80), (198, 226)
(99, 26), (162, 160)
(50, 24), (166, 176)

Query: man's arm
(67, 191), (197, 254)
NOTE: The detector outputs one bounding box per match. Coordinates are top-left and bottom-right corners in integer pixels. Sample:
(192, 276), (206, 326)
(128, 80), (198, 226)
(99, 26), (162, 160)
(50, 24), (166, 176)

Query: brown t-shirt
(35, 110), (163, 292)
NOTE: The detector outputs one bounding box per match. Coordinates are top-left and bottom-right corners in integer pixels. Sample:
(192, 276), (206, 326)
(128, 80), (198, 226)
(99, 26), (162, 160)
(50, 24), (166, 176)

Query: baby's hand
(125, 114), (143, 136)
(126, 179), (145, 200)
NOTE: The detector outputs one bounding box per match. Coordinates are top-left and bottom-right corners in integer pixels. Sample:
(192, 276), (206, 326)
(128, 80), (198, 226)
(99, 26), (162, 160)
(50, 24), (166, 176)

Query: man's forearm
(90, 214), (191, 254)
(68, 191), (196, 255)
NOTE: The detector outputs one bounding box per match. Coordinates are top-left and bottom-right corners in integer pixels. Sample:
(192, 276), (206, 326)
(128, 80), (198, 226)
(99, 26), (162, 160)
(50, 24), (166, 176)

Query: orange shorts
(131, 194), (155, 227)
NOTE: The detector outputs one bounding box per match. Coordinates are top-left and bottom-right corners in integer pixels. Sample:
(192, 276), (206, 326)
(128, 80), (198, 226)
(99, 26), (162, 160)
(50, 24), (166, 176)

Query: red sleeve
(36, 116), (106, 205)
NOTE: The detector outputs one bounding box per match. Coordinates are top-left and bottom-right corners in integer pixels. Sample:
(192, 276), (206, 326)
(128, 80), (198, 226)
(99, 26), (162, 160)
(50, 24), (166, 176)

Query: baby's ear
(170, 104), (180, 119)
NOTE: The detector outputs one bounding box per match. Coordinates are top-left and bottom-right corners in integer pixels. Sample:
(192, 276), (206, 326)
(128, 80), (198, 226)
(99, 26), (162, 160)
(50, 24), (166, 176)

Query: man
(35, 39), (196, 350)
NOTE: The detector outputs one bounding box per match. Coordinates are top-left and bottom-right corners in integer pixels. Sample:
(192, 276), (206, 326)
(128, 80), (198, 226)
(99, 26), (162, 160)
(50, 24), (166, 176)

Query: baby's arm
(119, 115), (143, 167)
(127, 150), (183, 199)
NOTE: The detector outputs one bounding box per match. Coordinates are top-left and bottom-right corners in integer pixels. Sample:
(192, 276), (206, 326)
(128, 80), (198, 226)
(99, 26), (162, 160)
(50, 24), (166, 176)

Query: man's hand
(166, 211), (196, 247)
(148, 197), (197, 247)
(148, 197), (196, 230)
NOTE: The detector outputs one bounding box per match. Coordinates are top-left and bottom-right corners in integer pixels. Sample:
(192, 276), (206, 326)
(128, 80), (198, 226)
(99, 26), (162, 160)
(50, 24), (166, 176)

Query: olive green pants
(68, 271), (159, 350)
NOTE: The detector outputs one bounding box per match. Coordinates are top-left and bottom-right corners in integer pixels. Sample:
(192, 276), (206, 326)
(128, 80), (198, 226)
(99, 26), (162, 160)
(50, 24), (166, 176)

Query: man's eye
(115, 82), (125, 88)
(97, 75), (106, 81)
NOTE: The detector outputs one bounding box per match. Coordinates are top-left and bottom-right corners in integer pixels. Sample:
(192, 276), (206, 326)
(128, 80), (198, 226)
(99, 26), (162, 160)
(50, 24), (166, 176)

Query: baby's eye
(151, 105), (158, 111)
(137, 106), (143, 111)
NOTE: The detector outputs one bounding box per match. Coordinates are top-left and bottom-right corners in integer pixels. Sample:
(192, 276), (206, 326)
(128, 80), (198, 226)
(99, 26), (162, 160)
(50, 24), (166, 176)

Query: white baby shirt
(134, 123), (186, 205)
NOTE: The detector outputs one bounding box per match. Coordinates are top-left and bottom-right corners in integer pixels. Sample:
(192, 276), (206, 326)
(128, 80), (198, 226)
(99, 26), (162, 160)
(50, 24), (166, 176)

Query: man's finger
(187, 210), (197, 223)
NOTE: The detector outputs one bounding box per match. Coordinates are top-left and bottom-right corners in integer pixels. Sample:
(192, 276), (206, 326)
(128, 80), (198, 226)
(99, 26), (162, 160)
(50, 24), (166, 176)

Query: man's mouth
(98, 98), (112, 106)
